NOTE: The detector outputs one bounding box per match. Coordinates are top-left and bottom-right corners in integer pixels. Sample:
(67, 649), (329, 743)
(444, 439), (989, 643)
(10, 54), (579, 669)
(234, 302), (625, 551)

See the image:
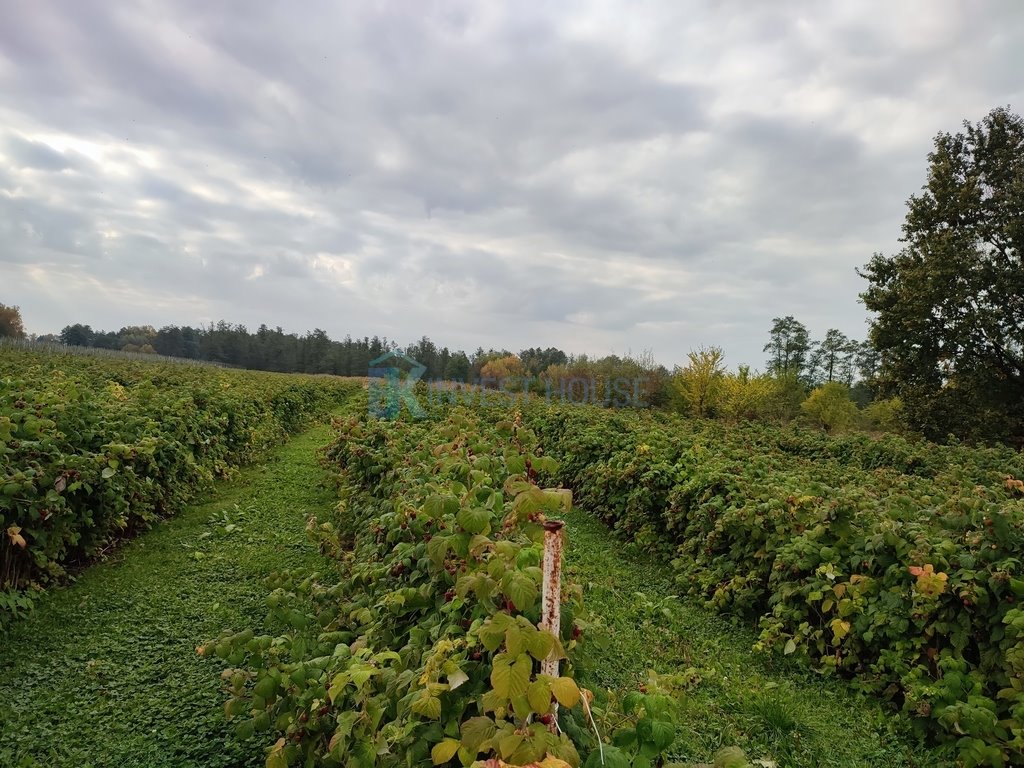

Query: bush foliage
(522, 401), (1024, 766)
(0, 348), (357, 626)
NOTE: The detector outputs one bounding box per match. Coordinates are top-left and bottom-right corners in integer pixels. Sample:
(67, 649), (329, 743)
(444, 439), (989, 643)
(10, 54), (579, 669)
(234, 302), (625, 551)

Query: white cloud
(0, 0), (1021, 368)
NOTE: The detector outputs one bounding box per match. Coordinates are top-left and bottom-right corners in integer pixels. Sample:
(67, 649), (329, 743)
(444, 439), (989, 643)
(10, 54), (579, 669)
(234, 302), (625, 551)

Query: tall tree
(672, 346), (725, 418)
(153, 326), (185, 357)
(860, 106), (1024, 446)
(763, 316), (811, 379)
(60, 324), (94, 347)
(854, 341), (880, 384)
(118, 325), (157, 352)
(809, 329), (858, 386)
(0, 304), (26, 339)
(444, 351), (471, 381)
(519, 347), (568, 376)
(406, 336), (440, 379)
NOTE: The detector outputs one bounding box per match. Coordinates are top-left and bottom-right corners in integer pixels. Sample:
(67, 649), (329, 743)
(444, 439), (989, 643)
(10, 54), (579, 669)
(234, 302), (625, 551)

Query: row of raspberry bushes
(203, 404), (682, 767)
(520, 402), (1024, 767)
(0, 347), (358, 625)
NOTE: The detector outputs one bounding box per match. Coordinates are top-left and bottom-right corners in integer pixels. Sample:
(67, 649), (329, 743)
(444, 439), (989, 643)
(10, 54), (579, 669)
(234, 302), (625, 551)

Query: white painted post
(540, 519), (565, 682)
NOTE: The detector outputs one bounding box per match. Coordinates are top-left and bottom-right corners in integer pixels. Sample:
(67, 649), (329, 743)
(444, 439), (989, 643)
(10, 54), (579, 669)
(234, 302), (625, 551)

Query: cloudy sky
(1, 1), (1021, 368)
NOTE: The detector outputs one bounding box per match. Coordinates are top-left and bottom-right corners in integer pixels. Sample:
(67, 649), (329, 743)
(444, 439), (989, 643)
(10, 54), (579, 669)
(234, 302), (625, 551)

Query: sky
(1, 1), (1022, 369)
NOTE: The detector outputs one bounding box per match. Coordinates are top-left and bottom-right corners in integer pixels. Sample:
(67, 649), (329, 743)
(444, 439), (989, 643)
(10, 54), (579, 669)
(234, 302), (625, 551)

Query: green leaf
(411, 694), (443, 720)
(253, 674), (278, 699)
(426, 536), (450, 568)
(423, 494), (445, 519)
(328, 672), (350, 703)
(636, 717), (675, 752)
(506, 454), (527, 475)
(490, 653), (531, 700)
(713, 745), (749, 768)
(526, 629), (555, 661)
(505, 571), (538, 612)
(460, 716), (497, 754)
(584, 745), (630, 768)
(506, 623), (525, 656)
(479, 614), (512, 652)
(527, 678), (551, 714)
(498, 732), (524, 760)
(266, 739), (289, 768)
(511, 693), (533, 721)
(456, 506), (491, 535)
(431, 739), (460, 765)
(1010, 578), (1024, 598)
(235, 719), (255, 740)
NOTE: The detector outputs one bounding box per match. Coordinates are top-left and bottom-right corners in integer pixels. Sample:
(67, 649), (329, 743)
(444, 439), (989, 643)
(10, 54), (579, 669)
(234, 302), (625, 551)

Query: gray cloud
(0, 0), (1022, 367)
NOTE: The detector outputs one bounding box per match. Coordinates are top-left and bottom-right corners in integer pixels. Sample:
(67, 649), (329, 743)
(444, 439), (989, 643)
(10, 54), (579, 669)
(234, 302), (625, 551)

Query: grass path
(561, 507), (950, 767)
(0, 417), (345, 768)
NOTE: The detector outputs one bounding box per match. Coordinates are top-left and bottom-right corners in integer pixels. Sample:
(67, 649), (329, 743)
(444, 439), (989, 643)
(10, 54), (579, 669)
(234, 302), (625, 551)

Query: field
(2, 352), (1023, 767)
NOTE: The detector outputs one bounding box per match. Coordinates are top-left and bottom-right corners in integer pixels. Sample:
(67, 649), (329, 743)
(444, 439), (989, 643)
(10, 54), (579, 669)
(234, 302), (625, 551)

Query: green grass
(559, 507), (955, 768)
(0, 418), (345, 768)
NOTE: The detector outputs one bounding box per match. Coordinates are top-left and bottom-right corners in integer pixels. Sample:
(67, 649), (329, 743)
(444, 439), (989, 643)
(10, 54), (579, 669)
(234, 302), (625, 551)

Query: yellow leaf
(6, 525), (26, 549)
(830, 619), (851, 642)
(549, 676), (580, 708)
(266, 738), (288, 768)
(911, 563), (949, 597)
(538, 758), (573, 768)
(431, 739), (460, 765)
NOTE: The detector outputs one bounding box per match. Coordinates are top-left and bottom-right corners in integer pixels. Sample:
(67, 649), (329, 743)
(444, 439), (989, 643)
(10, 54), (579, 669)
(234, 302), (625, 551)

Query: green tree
(801, 382), (858, 433)
(443, 351), (471, 381)
(861, 397), (906, 434)
(153, 326), (185, 357)
(763, 316), (811, 379)
(60, 324), (94, 347)
(0, 303), (26, 339)
(519, 347), (568, 376)
(406, 336), (440, 379)
(860, 106), (1024, 446)
(118, 325), (157, 351)
(809, 329), (858, 386)
(672, 346), (725, 418)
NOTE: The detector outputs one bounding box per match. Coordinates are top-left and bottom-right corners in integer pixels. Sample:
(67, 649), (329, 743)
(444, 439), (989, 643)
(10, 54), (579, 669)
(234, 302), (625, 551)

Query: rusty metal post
(540, 519), (565, 680)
